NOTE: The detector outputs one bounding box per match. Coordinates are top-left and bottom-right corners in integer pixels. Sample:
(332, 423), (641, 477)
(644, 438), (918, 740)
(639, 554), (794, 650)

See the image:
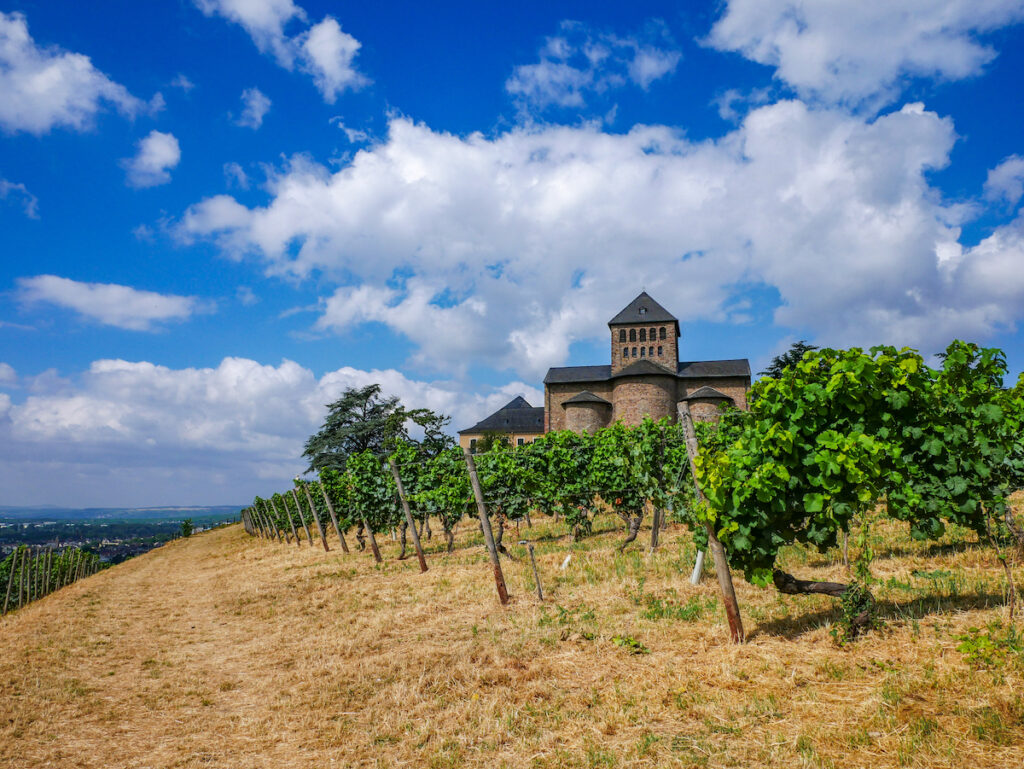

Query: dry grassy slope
(1, 517), (1022, 769)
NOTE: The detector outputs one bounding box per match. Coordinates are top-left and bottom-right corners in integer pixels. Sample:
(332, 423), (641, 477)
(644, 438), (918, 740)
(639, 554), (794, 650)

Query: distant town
(0, 507), (240, 564)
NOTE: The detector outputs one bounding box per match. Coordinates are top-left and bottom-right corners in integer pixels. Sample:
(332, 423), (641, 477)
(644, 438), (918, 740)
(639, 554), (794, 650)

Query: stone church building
(459, 292), (750, 448)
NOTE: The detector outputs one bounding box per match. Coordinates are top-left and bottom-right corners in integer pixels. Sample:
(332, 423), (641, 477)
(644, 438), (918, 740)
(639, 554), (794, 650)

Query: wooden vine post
(389, 457), (428, 573)
(271, 497), (300, 548)
(262, 500), (286, 543)
(261, 501), (283, 543)
(678, 402), (745, 644)
(464, 449), (510, 605)
(317, 480), (349, 553)
(302, 483), (331, 552)
(3, 546), (21, 615)
(291, 489), (315, 546)
(361, 509), (383, 564)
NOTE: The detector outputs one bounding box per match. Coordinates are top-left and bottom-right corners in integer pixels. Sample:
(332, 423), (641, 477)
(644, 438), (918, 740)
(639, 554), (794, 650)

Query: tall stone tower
(608, 291), (680, 374)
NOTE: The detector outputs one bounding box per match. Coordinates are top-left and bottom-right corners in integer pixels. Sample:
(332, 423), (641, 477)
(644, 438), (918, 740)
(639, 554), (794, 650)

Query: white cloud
(330, 117), (369, 143)
(0, 11), (146, 134)
(236, 285), (259, 305)
(506, 20), (681, 112)
(0, 362), (15, 386)
(122, 130), (181, 188)
(296, 17), (367, 102)
(178, 103), (1024, 377)
(170, 74), (195, 92)
(707, 0), (1024, 109)
(16, 275), (209, 331)
(234, 86), (271, 129)
(193, 1), (366, 102)
(223, 161), (250, 189)
(0, 356), (541, 505)
(985, 154), (1024, 207)
(194, 0), (304, 64)
(0, 178), (38, 218)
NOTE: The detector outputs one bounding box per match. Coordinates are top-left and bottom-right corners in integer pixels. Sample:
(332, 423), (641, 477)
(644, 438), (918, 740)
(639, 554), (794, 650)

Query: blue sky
(2, 0), (1024, 506)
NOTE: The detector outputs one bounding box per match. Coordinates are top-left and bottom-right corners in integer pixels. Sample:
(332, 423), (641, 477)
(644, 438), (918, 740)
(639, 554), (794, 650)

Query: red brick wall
(611, 323), (678, 374)
(565, 402), (612, 433)
(610, 376), (677, 425)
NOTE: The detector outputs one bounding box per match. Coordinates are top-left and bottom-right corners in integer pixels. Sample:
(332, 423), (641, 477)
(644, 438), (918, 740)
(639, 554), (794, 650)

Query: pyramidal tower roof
(608, 291), (678, 326)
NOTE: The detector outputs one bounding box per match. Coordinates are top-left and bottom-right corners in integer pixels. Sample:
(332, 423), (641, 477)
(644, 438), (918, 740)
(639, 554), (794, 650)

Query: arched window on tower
(631, 346), (637, 357)
(622, 347), (628, 358)
(629, 328), (636, 342)
(659, 326), (666, 340)
(650, 327), (656, 339)
(657, 346), (663, 356)
(639, 328), (647, 342)
(640, 346), (646, 357)
(649, 346), (654, 357)
(618, 329), (626, 342)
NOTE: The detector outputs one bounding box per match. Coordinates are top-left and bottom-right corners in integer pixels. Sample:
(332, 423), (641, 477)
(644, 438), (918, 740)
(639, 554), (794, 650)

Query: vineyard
(2, 545), (104, 615)
(243, 342), (1024, 646)
(3, 340), (1023, 767)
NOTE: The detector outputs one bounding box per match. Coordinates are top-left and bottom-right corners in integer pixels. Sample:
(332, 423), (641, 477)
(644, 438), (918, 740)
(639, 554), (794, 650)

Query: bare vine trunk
(772, 569), (876, 629)
(618, 513), (644, 552)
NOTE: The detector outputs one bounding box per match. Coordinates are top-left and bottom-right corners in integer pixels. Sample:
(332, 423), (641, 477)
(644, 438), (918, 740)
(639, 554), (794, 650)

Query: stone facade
(543, 292), (751, 430)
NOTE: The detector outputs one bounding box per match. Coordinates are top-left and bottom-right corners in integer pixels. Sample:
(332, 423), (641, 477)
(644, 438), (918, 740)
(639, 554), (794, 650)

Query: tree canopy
(302, 383), (453, 473)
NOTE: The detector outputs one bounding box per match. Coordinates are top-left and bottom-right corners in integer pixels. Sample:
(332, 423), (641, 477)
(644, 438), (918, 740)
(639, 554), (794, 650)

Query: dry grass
(1, 512), (1023, 769)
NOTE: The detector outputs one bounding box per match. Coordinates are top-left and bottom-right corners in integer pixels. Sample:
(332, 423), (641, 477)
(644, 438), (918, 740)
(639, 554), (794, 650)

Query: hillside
(1, 517), (1022, 768)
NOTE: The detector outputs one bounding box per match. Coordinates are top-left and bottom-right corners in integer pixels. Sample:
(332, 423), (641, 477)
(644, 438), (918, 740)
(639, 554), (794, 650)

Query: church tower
(608, 291), (680, 374)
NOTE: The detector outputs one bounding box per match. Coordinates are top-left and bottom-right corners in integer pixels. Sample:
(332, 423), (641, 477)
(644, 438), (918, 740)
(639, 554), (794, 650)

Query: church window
(649, 346), (654, 357)
(639, 328), (647, 342)
(622, 347), (628, 358)
(640, 346), (646, 357)
(657, 346), (663, 356)
(629, 329), (636, 342)
(470, 439), (477, 453)
(631, 346), (637, 357)
(618, 329), (626, 342)
(659, 326), (666, 340)
(517, 438), (524, 446)
(650, 327), (656, 339)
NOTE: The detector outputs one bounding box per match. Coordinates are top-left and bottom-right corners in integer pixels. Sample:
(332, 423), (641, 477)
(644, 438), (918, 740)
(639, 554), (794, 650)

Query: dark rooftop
(561, 390), (612, 407)
(608, 291), (678, 326)
(544, 359), (750, 385)
(458, 397), (545, 434)
(682, 385), (734, 401)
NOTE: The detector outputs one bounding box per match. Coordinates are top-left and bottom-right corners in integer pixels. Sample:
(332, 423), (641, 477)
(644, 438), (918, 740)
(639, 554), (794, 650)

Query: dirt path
(0, 525), (370, 768)
(2, 520), (1022, 769)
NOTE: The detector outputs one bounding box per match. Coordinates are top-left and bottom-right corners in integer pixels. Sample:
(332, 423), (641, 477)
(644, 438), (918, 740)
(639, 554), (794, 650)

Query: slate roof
(458, 396), (545, 434)
(544, 359), (750, 385)
(608, 291), (678, 326)
(543, 365), (612, 384)
(682, 385), (734, 401)
(561, 390), (612, 407)
(677, 359), (751, 378)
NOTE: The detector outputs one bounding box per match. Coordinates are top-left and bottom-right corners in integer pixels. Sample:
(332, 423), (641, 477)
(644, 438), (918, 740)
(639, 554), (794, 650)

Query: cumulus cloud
(0, 362), (16, 386)
(707, 0), (1024, 109)
(0, 178), (38, 218)
(122, 130), (181, 188)
(0, 356), (541, 505)
(234, 86), (271, 129)
(177, 102), (1024, 377)
(296, 16), (367, 102)
(0, 11), (147, 134)
(170, 73), (195, 92)
(16, 275), (209, 331)
(985, 154), (1024, 207)
(193, 1), (366, 101)
(507, 20), (681, 112)
(223, 161), (250, 189)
